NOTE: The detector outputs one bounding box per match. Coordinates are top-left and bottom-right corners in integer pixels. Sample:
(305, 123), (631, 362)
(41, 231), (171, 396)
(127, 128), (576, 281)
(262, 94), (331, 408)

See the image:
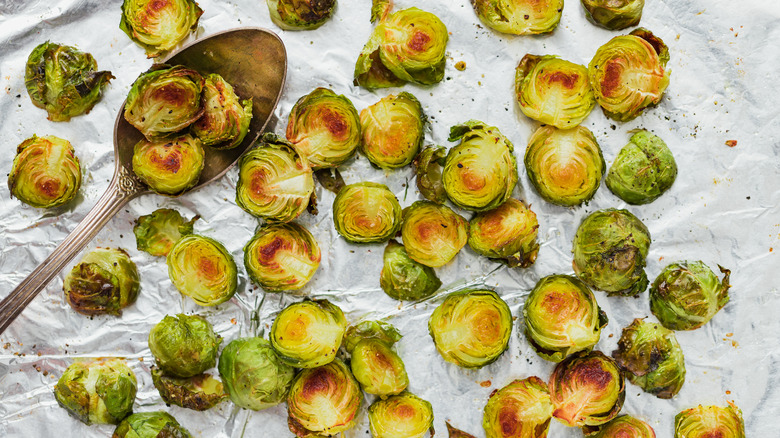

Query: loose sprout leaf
(413, 145), (447, 204)
(134, 208), (199, 257)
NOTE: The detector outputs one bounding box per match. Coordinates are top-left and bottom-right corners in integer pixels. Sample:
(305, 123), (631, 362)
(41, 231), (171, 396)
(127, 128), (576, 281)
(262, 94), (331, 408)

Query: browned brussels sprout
(63, 248), (140, 316)
(401, 201), (469, 267)
(414, 145), (447, 204)
(380, 240), (442, 301)
(54, 358), (137, 425)
(333, 182), (402, 243)
(482, 376), (553, 438)
(167, 234), (238, 306)
(151, 367), (226, 411)
(131, 134), (205, 196)
(468, 198), (539, 268)
(191, 73), (252, 149)
(8, 135), (81, 208)
(267, 0), (336, 30)
(674, 404), (745, 438)
(369, 392), (434, 438)
(347, 321), (408, 397)
(360, 92), (426, 169)
(270, 299), (347, 368)
(583, 414), (656, 437)
(606, 130), (677, 205)
(581, 0), (644, 31)
(471, 0), (564, 35)
(120, 0), (203, 58)
(244, 222), (321, 293)
(112, 411), (192, 438)
(148, 314), (221, 378)
(133, 208), (198, 257)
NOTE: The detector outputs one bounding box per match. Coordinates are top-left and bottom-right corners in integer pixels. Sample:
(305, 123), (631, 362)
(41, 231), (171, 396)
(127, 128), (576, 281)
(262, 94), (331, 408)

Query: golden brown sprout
(360, 92), (426, 169)
(674, 404), (745, 438)
(482, 376), (553, 438)
(471, 0), (564, 35)
(8, 135), (81, 208)
(166, 235), (237, 306)
(401, 201), (469, 267)
(244, 222), (321, 293)
(131, 134), (205, 196)
(120, 0), (203, 58)
(270, 299), (347, 368)
(332, 182), (402, 243)
(369, 392), (434, 438)
(583, 415), (656, 437)
(468, 198), (539, 268)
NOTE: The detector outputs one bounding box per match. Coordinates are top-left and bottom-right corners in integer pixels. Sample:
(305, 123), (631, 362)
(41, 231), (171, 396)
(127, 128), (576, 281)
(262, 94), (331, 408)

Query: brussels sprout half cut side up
(8, 135), (82, 209)
(346, 320), (408, 397)
(244, 222), (321, 293)
(360, 92), (426, 169)
(167, 234), (238, 306)
(581, 0), (645, 31)
(151, 367), (227, 411)
(401, 201), (469, 268)
(63, 248), (140, 316)
(468, 198), (540, 268)
(369, 392), (434, 438)
(134, 208), (198, 257)
(112, 411), (193, 438)
(482, 376), (553, 438)
(270, 299), (347, 368)
(120, 0), (203, 58)
(333, 182), (402, 243)
(131, 134), (205, 196)
(414, 145), (447, 204)
(583, 414), (656, 437)
(267, 0), (336, 30)
(191, 73), (253, 149)
(148, 314), (221, 378)
(25, 42), (114, 122)
(606, 130), (677, 205)
(380, 240), (442, 301)
(471, 0), (564, 35)
(674, 404), (745, 438)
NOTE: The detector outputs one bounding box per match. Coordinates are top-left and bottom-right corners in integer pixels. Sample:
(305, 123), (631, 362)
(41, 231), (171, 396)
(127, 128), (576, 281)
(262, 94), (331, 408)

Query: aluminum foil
(1, 0), (778, 436)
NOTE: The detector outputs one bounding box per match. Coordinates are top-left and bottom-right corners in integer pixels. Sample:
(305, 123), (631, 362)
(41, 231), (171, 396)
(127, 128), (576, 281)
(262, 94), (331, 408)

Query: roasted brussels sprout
(471, 0), (564, 35)
(380, 240), (442, 301)
(267, 0), (336, 30)
(414, 145), (447, 204)
(360, 92), (426, 169)
(286, 87), (361, 169)
(120, 0), (203, 58)
(650, 261), (731, 331)
(167, 234), (238, 306)
(134, 208), (198, 257)
(244, 222), (321, 293)
(151, 367), (226, 411)
(344, 320), (402, 353)
(218, 337), (295, 411)
(523, 275), (608, 363)
(583, 414), (656, 437)
(429, 289), (512, 368)
(401, 201), (469, 267)
(124, 65), (204, 140)
(270, 299), (347, 368)
(606, 130), (677, 205)
(25, 42), (113, 121)
(148, 314), (221, 378)
(131, 134), (205, 196)
(572, 209), (651, 296)
(333, 182), (402, 243)
(525, 125), (605, 207)
(443, 121), (518, 212)
(8, 135), (81, 208)
(346, 321), (408, 396)
(63, 248), (140, 316)
(191, 73), (252, 149)
(112, 411), (192, 438)
(582, 0), (644, 30)
(54, 358), (137, 425)
(482, 376), (553, 438)
(287, 359), (361, 437)
(674, 404), (745, 438)
(612, 319), (685, 399)
(468, 198), (539, 268)
(369, 392), (434, 438)
(589, 28), (670, 122)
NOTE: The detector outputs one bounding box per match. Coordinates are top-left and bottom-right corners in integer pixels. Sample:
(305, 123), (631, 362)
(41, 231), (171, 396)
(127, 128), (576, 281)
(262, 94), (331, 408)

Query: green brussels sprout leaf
(134, 208), (199, 257)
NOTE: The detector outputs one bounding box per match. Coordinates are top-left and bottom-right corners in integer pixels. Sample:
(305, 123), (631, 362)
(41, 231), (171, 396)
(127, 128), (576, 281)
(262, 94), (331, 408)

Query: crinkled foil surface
(1, 0), (779, 436)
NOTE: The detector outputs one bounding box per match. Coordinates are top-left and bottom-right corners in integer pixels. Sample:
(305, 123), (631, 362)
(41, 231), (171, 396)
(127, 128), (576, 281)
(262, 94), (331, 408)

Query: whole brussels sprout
(344, 320), (402, 353)
(549, 351), (625, 427)
(148, 314), (221, 378)
(8, 135), (81, 208)
(606, 130), (677, 205)
(346, 321), (408, 397)
(360, 92), (426, 169)
(482, 376), (553, 438)
(611, 319), (685, 399)
(244, 222), (321, 293)
(525, 125), (605, 207)
(124, 65), (205, 140)
(267, 0), (336, 30)
(25, 42), (113, 121)
(120, 0), (203, 58)
(63, 248), (140, 316)
(134, 208), (198, 257)
(650, 261), (731, 331)
(286, 87), (361, 169)
(112, 411), (192, 438)
(515, 54), (595, 129)
(218, 337), (295, 411)
(523, 275), (608, 363)
(582, 0), (644, 31)
(151, 367), (226, 411)
(54, 358), (137, 425)
(468, 198), (540, 268)
(131, 135), (205, 196)
(583, 414), (656, 437)
(589, 28), (670, 122)
(572, 209), (651, 296)
(380, 240), (442, 301)
(674, 404), (745, 438)
(414, 145), (447, 204)
(471, 0), (564, 35)
(167, 235), (238, 306)
(401, 201), (469, 268)
(191, 73), (252, 149)
(333, 182), (402, 243)
(369, 392), (434, 438)
(429, 289), (512, 368)
(270, 299), (347, 368)
(443, 121), (518, 212)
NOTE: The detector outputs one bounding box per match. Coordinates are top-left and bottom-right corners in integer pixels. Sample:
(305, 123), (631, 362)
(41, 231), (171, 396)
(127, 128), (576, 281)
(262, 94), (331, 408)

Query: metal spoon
(0, 27), (287, 334)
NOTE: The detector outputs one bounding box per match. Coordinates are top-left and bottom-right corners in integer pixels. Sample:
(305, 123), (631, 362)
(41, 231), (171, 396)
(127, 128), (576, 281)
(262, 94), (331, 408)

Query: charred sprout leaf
(515, 54), (595, 129)
(134, 208), (198, 257)
(132, 134), (205, 196)
(429, 289), (512, 369)
(344, 320), (402, 353)
(471, 0), (564, 35)
(582, 0), (644, 31)
(270, 299), (347, 368)
(606, 130), (677, 204)
(482, 376), (553, 438)
(244, 222), (321, 293)
(523, 275), (608, 363)
(650, 261), (731, 331)
(468, 198), (540, 268)
(112, 411), (193, 438)
(120, 0), (203, 58)
(674, 404), (745, 438)
(191, 73), (252, 149)
(151, 367), (227, 411)
(369, 392), (434, 438)
(314, 167), (347, 194)
(218, 337), (295, 411)
(401, 201), (469, 268)
(333, 182), (402, 243)
(267, 0), (336, 30)
(360, 92), (426, 169)
(351, 339), (409, 396)
(8, 135), (81, 208)
(414, 145), (447, 204)
(572, 209), (651, 296)
(54, 358), (137, 425)
(583, 414), (656, 437)
(63, 248), (140, 316)
(148, 314), (221, 378)
(167, 234), (238, 306)
(380, 240), (442, 301)
(447, 422), (477, 438)
(444, 120), (518, 212)
(24, 41), (113, 121)
(371, 0), (392, 23)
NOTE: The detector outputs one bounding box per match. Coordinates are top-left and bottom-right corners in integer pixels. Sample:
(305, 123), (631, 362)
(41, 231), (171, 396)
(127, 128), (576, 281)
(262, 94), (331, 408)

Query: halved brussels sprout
(380, 240), (442, 301)
(131, 134), (205, 196)
(369, 392), (434, 438)
(525, 125), (605, 207)
(120, 0), (203, 58)
(650, 261), (731, 331)
(287, 359), (361, 437)
(286, 87), (361, 169)
(351, 339), (409, 396)
(443, 121), (518, 212)
(583, 414), (656, 437)
(523, 275), (608, 363)
(25, 42), (114, 121)
(589, 28), (670, 122)
(606, 130), (677, 205)
(471, 0), (564, 35)
(112, 411), (192, 438)
(8, 135), (81, 208)
(414, 145), (447, 204)
(344, 320), (402, 353)
(54, 358), (137, 425)
(270, 299), (347, 368)
(63, 248), (140, 316)
(582, 0), (644, 31)
(482, 376), (553, 438)
(515, 55), (595, 129)
(151, 367), (226, 411)
(333, 182), (402, 243)
(468, 198), (540, 268)
(124, 65), (204, 139)
(134, 208), (198, 257)
(612, 319), (685, 399)
(218, 337), (295, 411)
(267, 0), (336, 30)
(148, 314), (221, 378)
(167, 234), (238, 306)
(429, 289), (512, 368)
(244, 222), (321, 293)
(674, 404), (745, 438)
(191, 73), (252, 149)
(401, 201), (469, 268)
(572, 209), (651, 296)
(360, 92), (426, 169)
